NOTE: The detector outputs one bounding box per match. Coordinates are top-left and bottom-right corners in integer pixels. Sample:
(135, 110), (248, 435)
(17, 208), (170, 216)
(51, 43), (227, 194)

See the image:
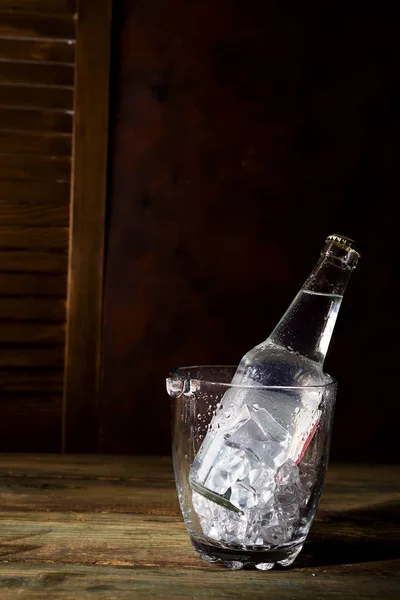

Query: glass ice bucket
(167, 365), (337, 570)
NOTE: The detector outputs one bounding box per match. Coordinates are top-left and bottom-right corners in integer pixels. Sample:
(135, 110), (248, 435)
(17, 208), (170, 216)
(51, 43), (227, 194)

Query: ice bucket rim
(168, 365), (337, 392)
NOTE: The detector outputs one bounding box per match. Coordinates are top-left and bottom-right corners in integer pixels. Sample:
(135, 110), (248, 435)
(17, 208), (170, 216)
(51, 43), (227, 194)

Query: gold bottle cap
(326, 234), (360, 258)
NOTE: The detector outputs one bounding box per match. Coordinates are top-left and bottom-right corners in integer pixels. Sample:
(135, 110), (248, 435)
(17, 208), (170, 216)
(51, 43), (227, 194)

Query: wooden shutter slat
(0, 250), (67, 273)
(0, 84), (73, 110)
(0, 130), (71, 156)
(0, 393), (62, 452)
(0, 38), (74, 63)
(0, 346), (64, 367)
(0, 273), (66, 295)
(0, 180), (70, 203)
(0, 227), (68, 249)
(0, 297), (65, 320)
(0, 108), (72, 133)
(0, 368), (63, 393)
(1, 203), (68, 227)
(0, 62), (74, 87)
(0, 1), (76, 14)
(0, 323), (64, 344)
(0, 12), (75, 40)
(0, 154), (71, 180)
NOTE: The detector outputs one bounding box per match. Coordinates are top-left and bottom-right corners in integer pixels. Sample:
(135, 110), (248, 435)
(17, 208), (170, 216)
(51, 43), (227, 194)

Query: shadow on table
(298, 500), (400, 568)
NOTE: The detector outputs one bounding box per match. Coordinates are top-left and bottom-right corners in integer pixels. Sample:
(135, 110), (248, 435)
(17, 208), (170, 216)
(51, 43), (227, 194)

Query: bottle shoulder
(234, 341), (326, 386)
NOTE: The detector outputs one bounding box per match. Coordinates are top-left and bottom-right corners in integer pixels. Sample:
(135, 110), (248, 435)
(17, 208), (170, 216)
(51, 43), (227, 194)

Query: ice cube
(261, 524), (293, 545)
(230, 482), (258, 510)
(205, 467), (234, 494)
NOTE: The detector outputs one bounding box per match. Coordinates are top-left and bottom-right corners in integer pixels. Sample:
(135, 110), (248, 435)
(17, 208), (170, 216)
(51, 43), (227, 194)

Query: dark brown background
(102, 0), (399, 462)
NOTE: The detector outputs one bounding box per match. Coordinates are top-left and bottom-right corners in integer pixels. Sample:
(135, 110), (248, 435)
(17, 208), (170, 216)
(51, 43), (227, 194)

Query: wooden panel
(0, 61), (74, 87)
(0, 562), (398, 600)
(0, 297), (65, 319)
(0, 180), (70, 203)
(0, 12), (75, 40)
(0, 130), (71, 155)
(0, 395), (62, 452)
(0, 368), (63, 392)
(0, 323), (64, 343)
(0, 154), (71, 180)
(0, 107), (72, 133)
(0, 37), (74, 63)
(1, 203), (68, 226)
(0, 273), (66, 295)
(0, 227), (68, 249)
(0, 460), (398, 598)
(0, 1), (76, 14)
(63, 0), (112, 452)
(0, 346), (64, 367)
(0, 84), (73, 109)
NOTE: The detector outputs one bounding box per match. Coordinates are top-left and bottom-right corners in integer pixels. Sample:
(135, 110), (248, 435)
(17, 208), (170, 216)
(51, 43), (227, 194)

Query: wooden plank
(0, 296), (66, 319)
(0, 108), (72, 133)
(0, 226), (68, 249)
(0, 1), (76, 14)
(1, 202), (69, 226)
(0, 249), (68, 272)
(0, 563), (399, 600)
(0, 368), (63, 392)
(0, 461), (398, 599)
(0, 454), (174, 480)
(0, 12), (75, 40)
(0, 345), (64, 366)
(0, 130), (71, 155)
(0, 273), (66, 295)
(0, 61), (74, 86)
(0, 322), (64, 343)
(0, 37), (74, 63)
(0, 476), (178, 515)
(0, 84), (73, 109)
(63, 0), (112, 452)
(0, 154), (71, 180)
(0, 458), (398, 511)
(0, 462), (398, 518)
(0, 395), (62, 452)
(0, 180), (70, 203)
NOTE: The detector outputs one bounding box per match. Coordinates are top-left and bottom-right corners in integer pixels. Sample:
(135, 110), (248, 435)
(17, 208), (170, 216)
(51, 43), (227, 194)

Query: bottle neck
(268, 239), (359, 365)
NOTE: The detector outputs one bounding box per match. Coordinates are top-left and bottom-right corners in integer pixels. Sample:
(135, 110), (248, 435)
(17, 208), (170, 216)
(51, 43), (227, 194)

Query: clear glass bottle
(191, 234), (360, 491)
(233, 233), (360, 388)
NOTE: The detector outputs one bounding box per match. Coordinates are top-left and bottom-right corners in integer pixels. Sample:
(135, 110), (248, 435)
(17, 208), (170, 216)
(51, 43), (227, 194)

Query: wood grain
(0, 130), (71, 155)
(0, 458), (398, 598)
(0, 154), (71, 180)
(0, 396), (62, 452)
(0, 227), (68, 249)
(1, 203), (68, 226)
(0, 345), (64, 367)
(0, 454), (174, 480)
(0, 296), (66, 319)
(0, 0), (76, 14)
(0, 11), (75, 40)
(0, 250), (67, 273)
(63, 0), (112, 452)
(0, 108), (72, 133)
(0, 273), (66, 295)
(0, 563), (398, 600)
(0, 368), (63, 392)
(0, 37), (74, 63)
(0, 322), (64, 343)
(0, 84), (73, 109)
(0, 180), (70, 203)
(0, 61), (74, 86)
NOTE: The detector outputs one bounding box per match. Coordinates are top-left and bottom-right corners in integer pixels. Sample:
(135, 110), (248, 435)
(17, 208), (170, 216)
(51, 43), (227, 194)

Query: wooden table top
(0, 455), (398, 599)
